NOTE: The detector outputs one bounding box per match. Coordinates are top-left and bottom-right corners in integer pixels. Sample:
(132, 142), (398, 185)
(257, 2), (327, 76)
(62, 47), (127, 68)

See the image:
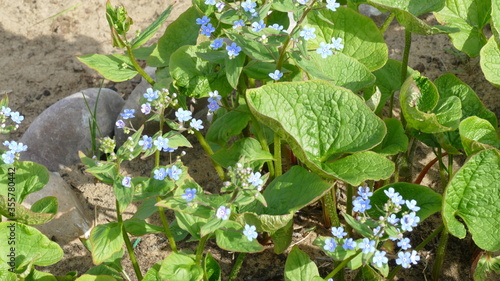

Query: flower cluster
(316, 37), (344, 58)
(154, 165), (182, 181)
(207, 90), (222, 112)
(1, 106), (24, 130)
(225, 162), (266, 193)
(2, 140), (28, 164)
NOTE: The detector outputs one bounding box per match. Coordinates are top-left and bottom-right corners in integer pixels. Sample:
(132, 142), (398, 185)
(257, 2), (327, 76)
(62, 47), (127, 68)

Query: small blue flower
(299, 26), (316, 41)
(216, 2), (225, 11)
(154, 136), (170, 152)
(392, 193), (405, 206)
(297, 0), (310, 4)
(208, 101), (220, 112)
(208, 90), (222, 103)
(251, 20), (266, 32)
(205, 0), (216, 5)
(175, 108), (192, 122)
(116, 120), (125, 129)
(3, 141), (27, 153)
(405, 199), (420, 212)
(141, 103), (151, 115)
(396, 251), (412, 268)
(182, 188), (197, 202)
(410, 250), (420, 265)
(120, 109), (135, 119)
(247, 172), (263, 187)
(357, 186), (373, 199)
(10, 112), (24, 124)
(388, 214), (400, 225)
(196, 16), (210, 25)
(190, 119), (204, 131)
(327, 279), (333, 281)
(243, 224), (258, 241)
(154, 168), (167, 180)
(331, 226), (347, 239)
(342, 238), (357, 250)
(323, 238), (336, 252)
(122, 176), (132, 188)
(401, 212), (420, 232)
(241, 0), (257, 13)
(269, 24), (284, 31)
(200, 23), (215, 37)
(397, 237), (412, 250)
(233, 19), (245, 29)
(358, 238), (376, 254)
(372, 250), (388, 268)
(216, 206), (231, 220)
(167, 165), (182, 181)
(210, 38), (224, 49)
(2, 151), (15, 164)
(352, 196), (371, 213)
(268, 70), (283, 81)
(316, 42), (333, 58)
(144, 88), (160, 101)
(1, 106), (11, 117)
(139, 135), (153, 150)
(326, 0), (340, 11)
(373, 226), (384, 237)
(226, 43), (241, 59)
(331, 37), (344, 51)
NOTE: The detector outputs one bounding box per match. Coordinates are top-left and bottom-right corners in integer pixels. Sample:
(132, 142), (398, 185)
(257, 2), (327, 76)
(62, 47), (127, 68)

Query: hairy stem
(274, 133), (282, 177)
(156, 196), (177, 253)
(401, 29), (412, 85)
(323, 184), (340, 228)
(379, 13), (395, 34)
(193, 130), (226, 180)
(117, 199), (143, 280)
(196, 235), (210, 264)
(228, 252), (247, 281)
(126, 45), (155, 85)
(325, 249), (362, 280)
(249, 114), (275, 178)
(432, 227), (449, 281)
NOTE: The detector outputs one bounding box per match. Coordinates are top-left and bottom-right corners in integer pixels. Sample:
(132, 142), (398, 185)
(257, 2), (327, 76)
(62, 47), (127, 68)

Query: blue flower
(120, 109), (135, 119)
(216, 2), (225, 11)
(243, 224), (258, 241)
(208, 90), (222, 103)
(331, 37), (344, 51)
(316, 42), (333, 58)
(396, 251), (412, 268)
(205, 0), (216, 5)
(388, 214), (400, 225)
(401, 212), (420, 232)
(115, 120), (125, 129)
(269, 24), (284, 31)
(196, 16), (210, 25)
(144, 88), (160, 101)
(397, 237), (412, 250)
(122, 176), (132, 188)
(342, 238), (357, 250)
(358, 238), (376, 254)
(331, 226), (347, 239)
(141, 103), (151, 115)
(251, 20), (266, 32)
(410, 250), (420, 265)
(373, 226), (384, 237)
(326, 0), (340, 11)
(268, 70), (283, 81)
(405, 199), (420, 212)
(357, 186), (373, 199)
(200, 23), (215, 37)
(154, 136), (170, 152)
(139, 135), (153, 150)
(372, 250), (388, 268)
(226, 43), (241, 59)
(10, 112), (24, 124)
(175, 108), (192, 122)
(190, 119), (204, 131)
(241, 0), (257, 13)
(297, 0), (310, 4)
(384, 187), (405, 205)
(216, 206), (231, 220)
(154, 168), (167, 180)
(247, 172), (263, 187)
(208, 101), (220, 111)
(210, 38), (224, 49)
(299, 26), (316, 40)
(352, 196), (371, 213)
(233, 19), (245, 29)
(167, 165), (182, 181)
(323, 238), (336, 252)
(3, 141), (27, 153)
(2, 151), (15, 164)
(1, 106), (11, 117)
(182, 188), (197, 202)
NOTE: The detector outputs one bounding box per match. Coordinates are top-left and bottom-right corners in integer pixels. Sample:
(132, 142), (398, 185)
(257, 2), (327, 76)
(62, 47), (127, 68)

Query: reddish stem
(414, 152), (448, 185)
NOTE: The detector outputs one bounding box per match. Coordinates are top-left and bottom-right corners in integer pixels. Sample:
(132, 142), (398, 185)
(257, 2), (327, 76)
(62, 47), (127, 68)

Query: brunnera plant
(1, 0), (500, 280)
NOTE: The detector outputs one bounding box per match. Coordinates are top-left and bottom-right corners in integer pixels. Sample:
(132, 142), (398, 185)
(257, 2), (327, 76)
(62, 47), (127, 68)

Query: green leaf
(370, 0), (445, 16)
(211, 138), (273, 169)
(75, 275), (117, 281)
(313, 236), (363, 269)
(270, 219), (293, 254)
(0, 195), (57, 225)
(480, 37), (500, 87)
(170, 43), (232, 98)
(372, 118), (409, 155)
(204, 252), (221, 281)
(77, 54), (138, 82)
(85, 264), (123, 281)
(133, 177), (174, 201)
(344, 212), (373, 237)
(114, 181), (133, 214)
(473, 252), (500, 281)
(0, 222), (63, 270)
(493, 0), (500, 45)
(89, 223), (125, 264)
(459, 117), (500, 156)
(226, 31), (278, 62)
(367, 183), (443, 221)
(443, 149), (500, 251)
(225, 51), (245, 89)
(246, 81), (388, 184)
(307, 7), (388, 71)
(290, 52), (375, 92)
(200, 217), (229, 237)
(148, 7), (200, 67)
(131, 5), (173, 48)
(143, 263), (162, 281)
(175, 211), (207, 240)
(432, 96), (462, 130)
(215, 221), (264, 253)
(284, 246), (320, 281)
(158, 253), (203, 281)
(0, 161), (50, 203)
(206, 107), (251, 147)
(434, 0), (490, 57)
(124, 218), (164, 236)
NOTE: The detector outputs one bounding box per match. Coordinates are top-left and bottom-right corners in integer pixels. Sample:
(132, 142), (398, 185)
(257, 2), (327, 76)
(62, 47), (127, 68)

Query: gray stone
(20, 88), (124, 171)
(23, 172), (93, 243)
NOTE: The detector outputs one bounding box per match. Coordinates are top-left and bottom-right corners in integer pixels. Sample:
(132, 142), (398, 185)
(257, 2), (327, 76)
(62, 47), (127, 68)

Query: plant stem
(414, 152), (448, 185)
(274, 133), (282, 177)
(325, 249), (362, 280)
(432, 227), (449, 281)
(156, 196), (177, 253)
(193, 130), (226, 180)
(228, 252), (246, 281)
(126, 45), (155, 86)
(447, 153), (454, 183)
(345, 184), (353, 236)
(196, 235), (210, 264)
(249, 114), (275, 178)
(437, 148), (448, 186)
(323, 183), (340, 228)
(379, 13), (395, 34)
(401, 29), (412, 85)
(117, 199), (143, 280)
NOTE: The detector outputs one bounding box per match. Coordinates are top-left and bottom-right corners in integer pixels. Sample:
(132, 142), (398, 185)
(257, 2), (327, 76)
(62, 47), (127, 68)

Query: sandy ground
(1, 1), (499, 280)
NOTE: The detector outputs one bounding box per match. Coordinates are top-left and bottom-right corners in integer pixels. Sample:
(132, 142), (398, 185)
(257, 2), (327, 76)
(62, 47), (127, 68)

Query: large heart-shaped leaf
(0, 195), (57, 225)
(247, 81), (391, 185)
(459, 117), (500, 156)
(158, 253), (203, 281)
(372, 118), (409, 156)
(89, 222), (125, 264)
(215, 221), (264, 253)
(0, 161), (49, 203)
(369, 0), (445, 16)
(443, 149), (500, 251)
(480, 37), (500, 87)
(306, 7), (388, 71)
(284, 246), (320, 281)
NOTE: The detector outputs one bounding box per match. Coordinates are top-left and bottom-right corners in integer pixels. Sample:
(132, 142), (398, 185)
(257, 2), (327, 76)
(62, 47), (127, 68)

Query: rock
(359, 4), (382, 17)
(20, 88), (124, 171)
(23, 172), (93, 243)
